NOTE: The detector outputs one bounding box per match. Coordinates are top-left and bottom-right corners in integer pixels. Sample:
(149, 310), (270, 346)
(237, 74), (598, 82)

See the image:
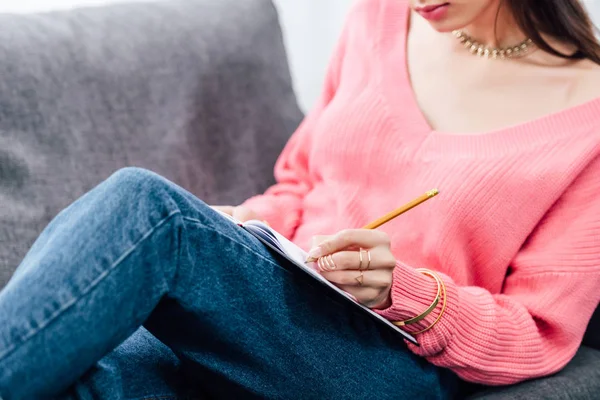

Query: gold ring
(318, 257), (327, 271)
(318, 256), (335, 272)
(355, 270), (364, 286)
(359, 249), (369, 271)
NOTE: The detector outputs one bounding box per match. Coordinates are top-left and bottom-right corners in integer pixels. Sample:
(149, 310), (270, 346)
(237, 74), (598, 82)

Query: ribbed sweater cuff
(374, 261), (459, 356)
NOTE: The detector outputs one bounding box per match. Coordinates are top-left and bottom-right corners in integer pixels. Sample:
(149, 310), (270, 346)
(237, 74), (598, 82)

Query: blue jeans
(0, 168), (457, 400)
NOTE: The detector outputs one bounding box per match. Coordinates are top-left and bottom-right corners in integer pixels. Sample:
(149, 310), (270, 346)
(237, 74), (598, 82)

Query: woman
(2, 0), (600, 398)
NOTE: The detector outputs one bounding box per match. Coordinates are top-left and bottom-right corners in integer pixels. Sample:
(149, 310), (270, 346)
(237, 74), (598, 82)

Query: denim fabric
(0, 167), (457, 400)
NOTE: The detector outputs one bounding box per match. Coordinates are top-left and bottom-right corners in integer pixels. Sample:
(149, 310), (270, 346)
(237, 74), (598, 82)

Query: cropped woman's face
(408, 0), (502, 32)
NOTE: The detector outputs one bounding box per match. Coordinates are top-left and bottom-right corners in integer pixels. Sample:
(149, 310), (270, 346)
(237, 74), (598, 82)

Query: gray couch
(0, 0), (598, 398)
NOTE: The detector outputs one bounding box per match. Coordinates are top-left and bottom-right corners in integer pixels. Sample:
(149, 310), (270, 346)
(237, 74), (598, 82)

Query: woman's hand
(308, 230), (396, 309)
(211, 205), (263, 223)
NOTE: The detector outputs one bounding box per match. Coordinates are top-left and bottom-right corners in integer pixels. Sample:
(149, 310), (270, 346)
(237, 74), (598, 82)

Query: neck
(461, 2), (526, 48)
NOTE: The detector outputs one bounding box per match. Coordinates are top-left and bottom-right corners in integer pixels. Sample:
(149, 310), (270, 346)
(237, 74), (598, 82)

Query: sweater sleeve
(241, 12), (352, 239)
(375, 158), (600, 385)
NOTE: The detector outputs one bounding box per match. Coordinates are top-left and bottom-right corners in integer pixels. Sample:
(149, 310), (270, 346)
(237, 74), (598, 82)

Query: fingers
(212, 205), (264, 223)
(322, 267), (394, 309)
(309, 231), (396, 309)
(310, 229), (390, 259)
(321, 269), (392, 288)
(338, 285), (392, 309)
(317, 249), (395, 271)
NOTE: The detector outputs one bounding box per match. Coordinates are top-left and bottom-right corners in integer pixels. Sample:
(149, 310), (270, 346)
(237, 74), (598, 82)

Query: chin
(412, 3), (468, 32)
(426, 20), (461, 33)
(420, 13), (471, 33)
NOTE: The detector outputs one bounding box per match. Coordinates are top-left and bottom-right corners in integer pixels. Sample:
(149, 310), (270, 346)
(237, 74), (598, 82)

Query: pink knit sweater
(243, 0), (600, 385)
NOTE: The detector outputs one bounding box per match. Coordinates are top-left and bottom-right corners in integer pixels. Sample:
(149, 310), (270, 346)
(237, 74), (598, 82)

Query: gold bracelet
(412, 271), (447, 335)
(392, 269), (441, 327)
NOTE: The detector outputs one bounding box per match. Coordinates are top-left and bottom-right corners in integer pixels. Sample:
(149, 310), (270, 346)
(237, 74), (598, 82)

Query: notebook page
(244, 221), (323, 278)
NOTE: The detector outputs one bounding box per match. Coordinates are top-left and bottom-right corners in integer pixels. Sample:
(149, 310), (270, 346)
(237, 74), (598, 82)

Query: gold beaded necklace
(452, 30), (535, 59)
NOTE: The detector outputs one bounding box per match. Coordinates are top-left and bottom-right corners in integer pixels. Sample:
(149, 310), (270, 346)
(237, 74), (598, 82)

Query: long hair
(504, 0), (600, 64)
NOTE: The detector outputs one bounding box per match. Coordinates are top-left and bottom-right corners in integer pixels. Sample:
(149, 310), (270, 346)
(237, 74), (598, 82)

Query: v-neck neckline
(376, 0), (600, 154)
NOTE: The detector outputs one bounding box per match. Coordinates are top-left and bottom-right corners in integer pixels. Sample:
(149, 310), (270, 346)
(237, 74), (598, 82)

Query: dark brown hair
(505, 0), (600, 64)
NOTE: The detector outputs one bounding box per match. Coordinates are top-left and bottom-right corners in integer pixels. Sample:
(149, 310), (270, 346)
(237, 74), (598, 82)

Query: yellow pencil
(361, 189), (439, 229)
(306, 189), (439, 263)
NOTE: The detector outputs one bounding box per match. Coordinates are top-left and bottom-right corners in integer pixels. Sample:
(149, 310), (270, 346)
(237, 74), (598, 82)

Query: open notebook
(217, 210), (418, 345)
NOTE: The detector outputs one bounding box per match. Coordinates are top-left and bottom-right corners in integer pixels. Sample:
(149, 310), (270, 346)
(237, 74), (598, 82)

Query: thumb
(211, 206), (235, 216)
(232, 206), (261, 223)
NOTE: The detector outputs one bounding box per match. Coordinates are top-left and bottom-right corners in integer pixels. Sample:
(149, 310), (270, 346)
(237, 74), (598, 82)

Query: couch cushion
(0, 0), (303, 287)
(466, 346), (600, 400)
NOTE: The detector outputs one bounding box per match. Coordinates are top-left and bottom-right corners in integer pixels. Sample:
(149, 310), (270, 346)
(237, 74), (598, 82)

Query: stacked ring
(317, 255), (338, 272)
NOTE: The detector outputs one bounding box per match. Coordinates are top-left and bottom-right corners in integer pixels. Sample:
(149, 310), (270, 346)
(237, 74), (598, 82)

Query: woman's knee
(103, 167), (217, 226)
(101, 167), (180, 212)
(107, 167), (164, 187)
(104, 167), (176, 197)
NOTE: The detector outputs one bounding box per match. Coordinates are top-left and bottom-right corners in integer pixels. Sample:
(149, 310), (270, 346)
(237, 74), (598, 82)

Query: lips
(415, 2), (450, 22)
(415, 3), (449, 13)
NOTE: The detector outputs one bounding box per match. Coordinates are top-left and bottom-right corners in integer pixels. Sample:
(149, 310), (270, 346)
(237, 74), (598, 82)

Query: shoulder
(531, 55), (600, 112)
(535, 40), (600, 105)
(575, 61), (600, 102)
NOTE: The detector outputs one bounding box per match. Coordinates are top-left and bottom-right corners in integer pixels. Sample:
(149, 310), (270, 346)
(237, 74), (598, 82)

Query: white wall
(0, 0), (598, 110)
(273, 0), (355, 111)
